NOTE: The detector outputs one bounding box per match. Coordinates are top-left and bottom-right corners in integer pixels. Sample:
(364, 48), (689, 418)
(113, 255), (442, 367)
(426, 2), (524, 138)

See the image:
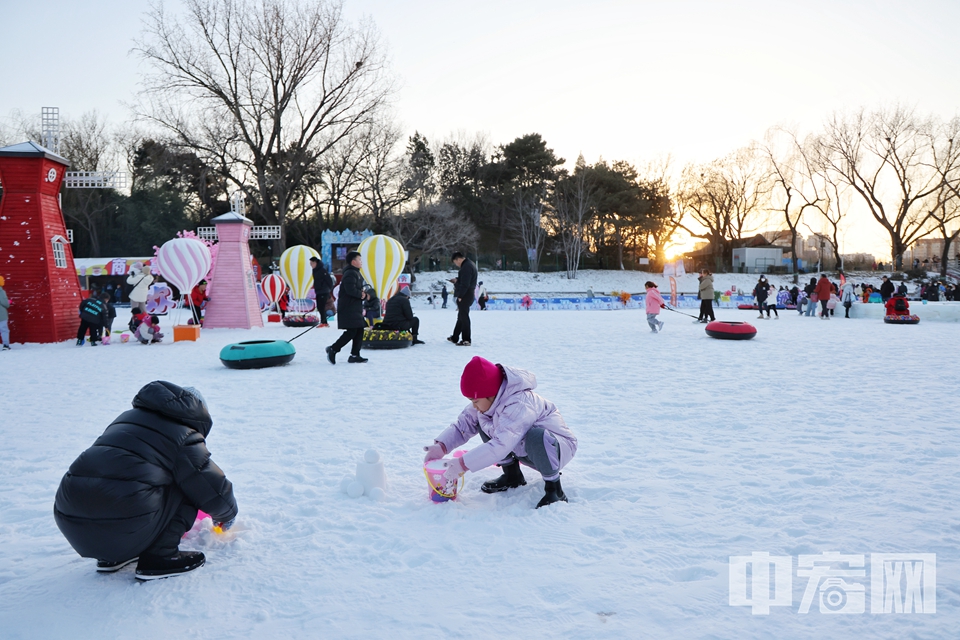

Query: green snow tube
(219, 340), (296, 369)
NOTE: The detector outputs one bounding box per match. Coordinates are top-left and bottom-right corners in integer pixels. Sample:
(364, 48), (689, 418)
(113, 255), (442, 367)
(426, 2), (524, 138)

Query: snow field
(0, 304), (957, 639)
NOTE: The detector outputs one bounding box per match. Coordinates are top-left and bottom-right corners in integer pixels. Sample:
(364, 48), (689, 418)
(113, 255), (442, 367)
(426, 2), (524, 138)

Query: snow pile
(0, 309), (957, 638)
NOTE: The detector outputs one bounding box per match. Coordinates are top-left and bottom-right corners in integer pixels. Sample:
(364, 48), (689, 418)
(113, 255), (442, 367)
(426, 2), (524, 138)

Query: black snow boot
(96, 557), (138, 573)
(536, 478), (568, 509)
(480, 461), (526, 494)
(135, 551), (205, 581)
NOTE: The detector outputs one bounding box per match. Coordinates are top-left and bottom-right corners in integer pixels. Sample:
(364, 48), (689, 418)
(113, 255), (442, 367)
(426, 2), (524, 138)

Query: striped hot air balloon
(359, 235), (406, 302)
(156, 238), (212, 295)
(260, 274), (286, 304)
(279, 245), (320, 301)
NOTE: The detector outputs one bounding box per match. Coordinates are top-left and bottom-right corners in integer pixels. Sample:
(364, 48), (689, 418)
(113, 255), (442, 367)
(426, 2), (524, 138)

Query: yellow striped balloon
(359, 235), (406, 301)
(279, 245), (321, 300)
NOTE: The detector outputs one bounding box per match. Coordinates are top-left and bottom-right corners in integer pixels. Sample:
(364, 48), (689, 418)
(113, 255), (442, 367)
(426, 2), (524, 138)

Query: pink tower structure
(201, 207), (264, 330)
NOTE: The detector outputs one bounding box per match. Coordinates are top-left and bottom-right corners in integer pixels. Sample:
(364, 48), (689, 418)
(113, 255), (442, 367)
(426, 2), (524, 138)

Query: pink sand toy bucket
(423, 451), (465, 503)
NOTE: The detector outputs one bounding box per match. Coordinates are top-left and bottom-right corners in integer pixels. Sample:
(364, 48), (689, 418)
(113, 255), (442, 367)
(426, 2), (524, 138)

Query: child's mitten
(423, 442), (446, 463)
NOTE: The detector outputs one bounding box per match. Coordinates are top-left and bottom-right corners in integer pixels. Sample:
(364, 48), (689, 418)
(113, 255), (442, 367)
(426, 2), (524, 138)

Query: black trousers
(315, 292), (329, 323)
(77, 319), (102, 343)
(452, 297), (473, 342)
(380, 316), (419, 339)
(143, 499), (197, 558)
(698, 299), (715, 321)
(331, 327), (364, 356)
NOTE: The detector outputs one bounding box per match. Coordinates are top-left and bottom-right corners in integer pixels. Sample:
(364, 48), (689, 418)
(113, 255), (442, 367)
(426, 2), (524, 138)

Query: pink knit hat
(460, 356), (504, 399)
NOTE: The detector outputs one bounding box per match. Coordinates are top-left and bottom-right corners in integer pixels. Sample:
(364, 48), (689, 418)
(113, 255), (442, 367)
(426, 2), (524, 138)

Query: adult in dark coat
(879, 276), (895, 302)
(752, 276), (769, 319)
(77, 296), (108, 345)
(53, 381), (237, 578)
(448, 252), (478, 346)
(326, 251), (369, 364)
(381, 287), (423, 344)
(310, 257), (333, 326)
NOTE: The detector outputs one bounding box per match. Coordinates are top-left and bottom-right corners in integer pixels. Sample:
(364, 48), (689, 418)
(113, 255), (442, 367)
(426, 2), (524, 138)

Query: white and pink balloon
(156, 238), (212, 298)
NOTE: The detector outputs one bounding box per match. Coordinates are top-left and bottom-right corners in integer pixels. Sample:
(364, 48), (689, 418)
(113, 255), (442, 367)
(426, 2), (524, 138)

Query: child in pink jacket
(644, 281), (666, 332)
(423, 356), (578, 509)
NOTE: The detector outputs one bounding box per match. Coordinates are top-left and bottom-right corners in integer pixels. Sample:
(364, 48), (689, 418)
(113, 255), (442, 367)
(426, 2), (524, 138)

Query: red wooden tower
(0, 141), (81, 343)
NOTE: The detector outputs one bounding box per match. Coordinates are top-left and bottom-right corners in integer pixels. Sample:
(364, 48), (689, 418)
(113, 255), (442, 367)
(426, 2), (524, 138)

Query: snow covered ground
(1, 302), (958, 639)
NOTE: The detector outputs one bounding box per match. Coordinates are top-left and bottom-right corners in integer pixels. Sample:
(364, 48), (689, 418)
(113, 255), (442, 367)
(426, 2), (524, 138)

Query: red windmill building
(0, 141), (81, 343)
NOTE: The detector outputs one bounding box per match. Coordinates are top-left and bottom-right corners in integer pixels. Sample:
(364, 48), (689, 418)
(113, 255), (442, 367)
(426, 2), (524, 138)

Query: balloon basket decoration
(361, 328), (412, 350)
(704, 320), (757, 340)
(883, 314), (920, 325)
(282, 313), (320, 328)
(267, 313), (282, 323)
(174, 325), (202, 342)
(423, 457), (464, 503)
(219, 340), (296, 369)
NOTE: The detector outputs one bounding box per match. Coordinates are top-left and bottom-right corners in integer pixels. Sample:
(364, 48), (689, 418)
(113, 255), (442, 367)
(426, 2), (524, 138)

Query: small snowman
(341, 449), (388, 501)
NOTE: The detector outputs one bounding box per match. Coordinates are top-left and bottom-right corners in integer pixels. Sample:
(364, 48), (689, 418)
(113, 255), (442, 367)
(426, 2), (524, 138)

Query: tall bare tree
(763, 128), (828, 282)
(818, 107), (951, 269)
(136, 0), (393, 251)
(678, 147), (771, 271)
(352, 121), (413, 232)
(549, 155), (597, 278)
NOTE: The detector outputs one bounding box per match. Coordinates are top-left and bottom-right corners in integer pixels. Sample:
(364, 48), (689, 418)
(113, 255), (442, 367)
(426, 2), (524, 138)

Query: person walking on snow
(752, 276), (769, 319)
(447, 251), (477, 346)
(53, 382), (238, 580)
(326, 251), (369, 364)
(644, 281), (666, 332)
(697, 270), (715, 323)
(765, 283), (779, 319)
(0, 275), (10, 350)
(126, 264), (154, 314)
(423, 356), (578, 509)
(814, 274), (833, 319)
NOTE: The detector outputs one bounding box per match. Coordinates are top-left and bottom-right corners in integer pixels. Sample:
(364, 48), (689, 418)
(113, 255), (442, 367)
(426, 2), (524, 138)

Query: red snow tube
(705, 320), (757, 340)
(737, 303), (758, 310)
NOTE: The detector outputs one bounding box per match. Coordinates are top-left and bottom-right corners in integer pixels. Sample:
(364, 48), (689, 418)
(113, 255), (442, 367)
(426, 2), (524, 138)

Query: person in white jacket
(423, 356), (578, 508)
(126, 265), (154, 314)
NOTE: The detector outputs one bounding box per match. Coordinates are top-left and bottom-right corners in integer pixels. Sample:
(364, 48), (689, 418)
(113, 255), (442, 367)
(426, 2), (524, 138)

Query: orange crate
(173, 325), (201, 342)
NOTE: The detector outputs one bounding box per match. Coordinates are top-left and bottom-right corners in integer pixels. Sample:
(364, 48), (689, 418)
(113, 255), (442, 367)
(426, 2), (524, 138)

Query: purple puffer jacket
(435, 365), (578, 473)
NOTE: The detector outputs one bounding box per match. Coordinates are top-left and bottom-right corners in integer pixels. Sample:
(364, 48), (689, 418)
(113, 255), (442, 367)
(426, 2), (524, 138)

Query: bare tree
(763, 128), (830, 282)
(59, 112), (124, 257)
(637, 156), (681, 270)
(818, 107), (950, 269)
(135, 0), (393, 252)
(507, 191), (548, 272)
(549, 154), (597, 278)
(352, 121), (413, 231)
(923, 117), (960, 276)
(390, 202), (479, 269)
(678, 147), (771, 271)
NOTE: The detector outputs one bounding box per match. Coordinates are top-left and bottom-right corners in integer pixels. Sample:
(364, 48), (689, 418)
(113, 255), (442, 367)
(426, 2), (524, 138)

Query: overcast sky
(2, 0), (959, 258)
